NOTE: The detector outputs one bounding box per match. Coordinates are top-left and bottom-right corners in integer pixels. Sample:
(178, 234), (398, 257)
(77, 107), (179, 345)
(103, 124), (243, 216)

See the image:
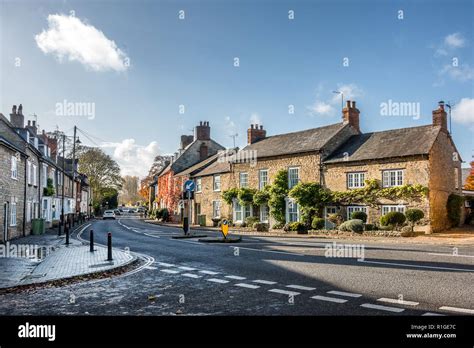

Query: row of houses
(148, 100), (464, 233)
(0, 104), (92, 243)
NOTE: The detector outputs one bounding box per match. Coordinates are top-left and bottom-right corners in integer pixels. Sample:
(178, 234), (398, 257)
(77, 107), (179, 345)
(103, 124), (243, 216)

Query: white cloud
(308, 83), (363, 117)
(101, 139), (159, 177)
(308, 101), (335, 116)
(250, 112), (262, 125)
(440, 64), (474, 81)
(35, 14), (129, 72)
(452, 98), (474, 127)
(445, 33), (465, 48)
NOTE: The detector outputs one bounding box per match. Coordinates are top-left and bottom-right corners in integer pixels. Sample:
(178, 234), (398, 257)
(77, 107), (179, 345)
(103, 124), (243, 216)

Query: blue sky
(1, 0), (473, 177)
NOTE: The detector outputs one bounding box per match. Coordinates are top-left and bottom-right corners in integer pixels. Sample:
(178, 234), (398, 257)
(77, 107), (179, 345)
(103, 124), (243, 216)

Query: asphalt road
(0, 216), (473, 316)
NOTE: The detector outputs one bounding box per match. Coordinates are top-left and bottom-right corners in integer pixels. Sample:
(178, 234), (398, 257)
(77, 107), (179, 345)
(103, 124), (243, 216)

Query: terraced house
(194, 100), (461, 233)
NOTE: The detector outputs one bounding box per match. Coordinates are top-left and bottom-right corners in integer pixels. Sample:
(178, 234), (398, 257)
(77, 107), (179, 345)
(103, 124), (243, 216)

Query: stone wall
(428, 131), (463, 232)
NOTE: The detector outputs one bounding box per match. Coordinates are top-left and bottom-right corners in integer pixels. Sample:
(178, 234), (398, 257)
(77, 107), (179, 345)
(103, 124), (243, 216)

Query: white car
(103, 210), (116, 220)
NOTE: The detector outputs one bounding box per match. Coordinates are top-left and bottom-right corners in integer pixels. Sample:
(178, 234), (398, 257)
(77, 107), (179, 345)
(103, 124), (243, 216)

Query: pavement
(0, 215), (472, 316)
(0, 223), (135, 289)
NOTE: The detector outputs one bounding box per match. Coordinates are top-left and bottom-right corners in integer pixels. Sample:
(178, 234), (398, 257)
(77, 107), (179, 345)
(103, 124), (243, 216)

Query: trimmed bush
(290, 222), (308, 234)
(447, 194), (464, 227)
(253, 222), (269, 232)
(380, 211), (406, 227)
(364, 223), (376, 231)
(311, 217), (325, 230)
(272, 222), (284, 230)
(350, 211), (367, 223)
(245, 216), (259, 227)
(339, 219), (364, 233)
(405, 209), (424, 230)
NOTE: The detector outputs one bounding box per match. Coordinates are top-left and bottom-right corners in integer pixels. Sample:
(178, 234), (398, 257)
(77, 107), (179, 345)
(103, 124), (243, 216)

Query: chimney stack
(247, 123), (266, 145)
(433, 101), (448, 133)
(342, 100), (361, 134)
(9, 104), (24, 128)
(194, 121), (210, 141)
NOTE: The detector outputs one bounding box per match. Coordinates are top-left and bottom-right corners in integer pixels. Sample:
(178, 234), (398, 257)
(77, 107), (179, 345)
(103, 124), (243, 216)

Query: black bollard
(107, 232), (113, 261)
(90, 230), (94, 252)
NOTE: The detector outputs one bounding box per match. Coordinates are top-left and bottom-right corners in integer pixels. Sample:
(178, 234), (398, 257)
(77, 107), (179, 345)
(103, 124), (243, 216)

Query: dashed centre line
(160, 269), (180, 274)
(360, 303), (405, 313)
(181, 273), (202, 278)
(206, 278), (229, 284)
(156, 262), (176, 267)
(234, 283), (260, 289)
(178, 266), (197, 271)
(377, 298), (419, 306)
(199, 270), (220, 275)
(286, 285), (315, 291)
(253, 280), (277, 285)
(268, 289), (300, 296)
(327, 290), (362, 298)
(311, 295), (347, 304)
(225, 275), (246, 280)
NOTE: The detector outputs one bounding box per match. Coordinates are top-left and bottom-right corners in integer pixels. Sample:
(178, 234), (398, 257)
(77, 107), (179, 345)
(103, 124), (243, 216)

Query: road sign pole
(188, 190), (191, 234)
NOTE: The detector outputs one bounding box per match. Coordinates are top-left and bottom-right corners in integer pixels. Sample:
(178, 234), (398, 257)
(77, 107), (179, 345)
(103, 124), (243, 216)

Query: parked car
(128, 208), (136, 213)
(103, 210), (116, 220)
(114, 209), (121, 216)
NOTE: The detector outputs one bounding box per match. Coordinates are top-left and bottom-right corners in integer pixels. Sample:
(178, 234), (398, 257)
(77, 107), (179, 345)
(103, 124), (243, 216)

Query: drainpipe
(22, 154), (27, 237)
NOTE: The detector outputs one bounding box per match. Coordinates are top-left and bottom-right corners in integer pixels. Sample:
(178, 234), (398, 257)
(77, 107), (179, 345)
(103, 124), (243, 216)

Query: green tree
(268, 170), (288, 224)
(289, 182), (331, 224)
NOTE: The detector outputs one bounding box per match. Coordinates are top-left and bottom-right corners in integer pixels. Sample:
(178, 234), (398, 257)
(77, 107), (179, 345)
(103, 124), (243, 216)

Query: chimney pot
(260, 125), (263, 130)
(346, 100), (351, 108)
(352, 101), (356, 108)
(251, 124), (254, 129)
(28, 120), (31, 126)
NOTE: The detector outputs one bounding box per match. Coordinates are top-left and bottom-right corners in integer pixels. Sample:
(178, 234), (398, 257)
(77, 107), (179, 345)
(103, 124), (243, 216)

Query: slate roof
(192, 160), (231, 177)
(240, 123), (347, 158)
(324, 125), (442, 164)
(174, 152), (220, 177)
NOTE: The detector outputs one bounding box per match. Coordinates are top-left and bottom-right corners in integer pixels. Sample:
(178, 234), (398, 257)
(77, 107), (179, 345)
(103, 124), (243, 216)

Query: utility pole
(230, 133), (238, 148)
(61, 134), (65, 235)
(72, 126), (77, 217)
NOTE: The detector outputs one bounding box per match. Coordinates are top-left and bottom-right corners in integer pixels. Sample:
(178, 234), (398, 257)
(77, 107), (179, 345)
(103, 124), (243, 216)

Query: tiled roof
(324, 125), (441, 163)
(192, 160), (231, 177)
(239, 123), (346, 158)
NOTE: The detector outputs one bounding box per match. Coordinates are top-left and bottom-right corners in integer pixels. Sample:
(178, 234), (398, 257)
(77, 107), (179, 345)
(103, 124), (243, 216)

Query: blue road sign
(184, 180), (195, 192)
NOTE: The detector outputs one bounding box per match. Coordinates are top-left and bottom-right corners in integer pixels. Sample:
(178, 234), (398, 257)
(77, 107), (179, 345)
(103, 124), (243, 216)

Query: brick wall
(194, 173), (233, 226)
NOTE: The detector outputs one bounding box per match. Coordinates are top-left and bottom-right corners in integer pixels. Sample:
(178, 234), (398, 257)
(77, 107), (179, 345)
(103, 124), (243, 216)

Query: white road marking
(422, 312), (445, 316)
(181, 273), (202, 278)
(229, 246), (304, 257)
(225, 275), (246, 280)
(144, 266), (157, 270)
(358, 259), (474, 272)
(428, 252), (474, 258)
(360, 303), (405, 313)
(377, 298), (419, 306)
(144, 233), (160, 239)
(178, 266), (197, 271)
(439, 306), (474, 315)
(311, 295), (347, 303)
(206, 278), (229, 284)
(199, 270), (220, 275)
(157, 262), (176, 267)
(160, 269), (180, 274)
(253, 279), (277, 285)
(327, 290), (362, 298)
(286, 285), (315, 291)
(268, 289), (300, 296)
(234, 283), (260, 289)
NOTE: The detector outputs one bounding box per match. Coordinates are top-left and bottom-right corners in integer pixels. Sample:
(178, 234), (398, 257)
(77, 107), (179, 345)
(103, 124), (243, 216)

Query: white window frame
(212, 200), (222, 218)
(347, 172), (365, 189)
(233, 199), (252, 223)
(11, 156), (18, 180)
(382, 169), (404, 187)
(347, 206), (368, 220)
(259, 204), (269, 223)
(10, 200), (17, 226)
(288, 167), (300, 189)
(196, 178), (202, 193)
(32, 164), (38, 186)
(381, 205), (406, 216)
(213, 175), (221, 191)
(27, 161), (32, 185)
(258, 169), (268, 190)
(324, 206), (338, 217)
(239, 172), (248, 188)
(285, 197), (299, 222)
(42, 164), (48, 188)
(26, 201), (32, 222)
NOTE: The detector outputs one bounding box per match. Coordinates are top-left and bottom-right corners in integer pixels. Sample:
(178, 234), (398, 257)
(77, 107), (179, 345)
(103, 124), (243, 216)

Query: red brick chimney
(342, 100), (360, 133)
(247, 124), (266, 145)
(433, 101), (448, 133)
(194, 121), (210, 141)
